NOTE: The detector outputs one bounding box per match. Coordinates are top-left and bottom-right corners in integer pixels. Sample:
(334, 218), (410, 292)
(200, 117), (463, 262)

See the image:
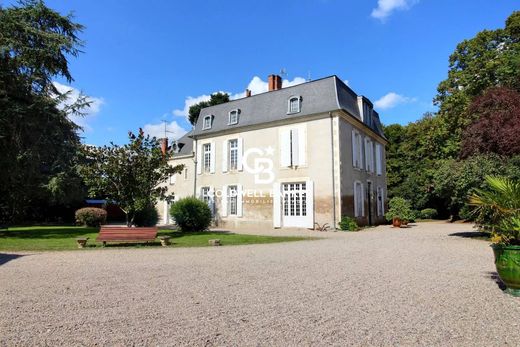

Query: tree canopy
(188, 92), (230, 125)
(78, 129), (184, 226)
(0, 0), (87, 223)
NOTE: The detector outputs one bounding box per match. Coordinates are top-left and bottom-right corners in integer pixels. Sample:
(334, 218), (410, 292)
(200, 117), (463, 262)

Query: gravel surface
(1, 222), (520, 346)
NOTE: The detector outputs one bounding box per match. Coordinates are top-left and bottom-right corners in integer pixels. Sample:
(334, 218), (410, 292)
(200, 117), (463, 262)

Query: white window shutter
(222, 140), (228, 173)
(364, 139), (369, 171)
(237, 184), (243, 217)
(209, 186), (215, 216)
(280, 129), (291, 167)
(351, 130), (357, 167)
(237, 137), (244, 171)
(291, 128), (299, 166)
(354, 183), (359, 217)
(305, 180), (314, 228)
(361, 184), (365, 217)
(221, 185), (228, 217)
(197, 143), (202, 175)
(273, 182), (281, 228)
(376, 144), (382, 175)
(298, 127), (307, 166)
(210, 141), (215, 174)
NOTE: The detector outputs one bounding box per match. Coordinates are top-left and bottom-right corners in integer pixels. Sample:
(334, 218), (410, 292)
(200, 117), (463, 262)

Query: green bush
(75, 207), (107, 227)
(339, 216), (358, 231)
(420, 208), (438, 219)
(133, 205), (159, 227)
(170, 197), (212, 232)
(385, 197), (413, 222)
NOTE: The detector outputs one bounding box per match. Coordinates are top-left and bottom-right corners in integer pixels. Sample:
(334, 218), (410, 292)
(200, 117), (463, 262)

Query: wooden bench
(96, 227), (158, 246)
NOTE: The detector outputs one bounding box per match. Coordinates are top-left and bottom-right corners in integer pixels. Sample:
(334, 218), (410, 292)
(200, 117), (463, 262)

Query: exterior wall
(337, 114), (387, 226)
(194, 114), (335, 230)
(157, 155), (195, 225)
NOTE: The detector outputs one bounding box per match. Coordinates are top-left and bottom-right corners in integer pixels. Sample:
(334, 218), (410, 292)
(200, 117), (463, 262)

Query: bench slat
(96, 226), (158, 243)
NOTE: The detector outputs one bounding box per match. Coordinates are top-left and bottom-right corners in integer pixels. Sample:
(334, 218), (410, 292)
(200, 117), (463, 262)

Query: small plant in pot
(470, 176), (520, 296)
(385, 197), (413, 228)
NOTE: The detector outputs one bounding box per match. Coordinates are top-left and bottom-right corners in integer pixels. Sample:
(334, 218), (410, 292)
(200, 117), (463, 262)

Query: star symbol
(264, 146), (275, 156)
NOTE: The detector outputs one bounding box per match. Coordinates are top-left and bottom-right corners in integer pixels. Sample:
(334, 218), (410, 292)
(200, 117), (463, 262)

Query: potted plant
(470, 176), (520, 296)
(385, 197), (413, 228)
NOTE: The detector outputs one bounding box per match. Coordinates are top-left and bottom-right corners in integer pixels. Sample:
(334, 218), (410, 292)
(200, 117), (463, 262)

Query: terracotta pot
(392, 218), (402, 228)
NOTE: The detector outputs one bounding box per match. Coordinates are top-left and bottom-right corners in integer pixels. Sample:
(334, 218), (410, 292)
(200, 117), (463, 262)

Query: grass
(0, 226), (312, 251)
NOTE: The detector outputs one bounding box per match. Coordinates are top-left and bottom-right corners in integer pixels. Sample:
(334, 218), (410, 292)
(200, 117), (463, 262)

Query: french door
(282, 182), (308, 227)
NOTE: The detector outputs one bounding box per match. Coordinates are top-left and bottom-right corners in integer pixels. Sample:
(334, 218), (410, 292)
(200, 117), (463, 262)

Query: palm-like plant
(469, 176), (520, 245)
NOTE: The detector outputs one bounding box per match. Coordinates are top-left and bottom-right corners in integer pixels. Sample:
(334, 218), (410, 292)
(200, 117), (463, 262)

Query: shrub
(385, 197), (413, 222)
(339, 216), (358, 231)
(420, 208), (438, 219)
(170, 197), (212, 232)
(133, 205), (159, 227)
(75, 207), (107, 227)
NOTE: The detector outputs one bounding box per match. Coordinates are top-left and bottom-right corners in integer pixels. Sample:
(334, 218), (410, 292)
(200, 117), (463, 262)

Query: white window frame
(228, 185), (238, 216)
(202, 115), (213, 130)
(352, 130), (363, 169)
(287, 96), (301, 114)
(354, 181), (365, 217)
(228, 139), (238, 171)
(201, 186), (211, 205)
(203, 143), (211, 173)
(228, 109), (239, 125)
(184, 168), (188, 180)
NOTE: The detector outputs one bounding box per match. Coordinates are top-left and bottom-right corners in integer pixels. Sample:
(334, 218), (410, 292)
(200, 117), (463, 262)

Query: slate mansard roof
(176, 76), (385, 153)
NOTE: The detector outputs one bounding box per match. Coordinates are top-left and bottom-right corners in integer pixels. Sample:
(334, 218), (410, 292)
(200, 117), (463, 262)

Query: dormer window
(288, 96), (301, 114)
(202, 115), (213, 130)
(228, 109), (240, 125)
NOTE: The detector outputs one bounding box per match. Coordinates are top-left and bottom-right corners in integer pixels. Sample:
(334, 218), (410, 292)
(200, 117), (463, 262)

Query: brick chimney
(160, 138), (168, 156)
(268, 74), (282, 91)
(245, 89), (252, 97)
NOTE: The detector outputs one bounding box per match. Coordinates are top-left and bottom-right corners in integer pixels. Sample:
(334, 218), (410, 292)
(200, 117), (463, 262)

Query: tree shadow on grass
(448, 231), (491, 240)
(0, 227), (98, 239)
(0, 253), (26, 266)
(485, 271), (506, 291)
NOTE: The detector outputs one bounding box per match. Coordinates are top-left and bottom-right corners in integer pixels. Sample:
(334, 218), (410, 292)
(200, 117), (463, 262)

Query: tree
(434, 11), (520, 157)
(461, 87), (520, 158)
(188, 92), (230, 125)
(79, 129), (184, 226)
(0, 0), (87, 223)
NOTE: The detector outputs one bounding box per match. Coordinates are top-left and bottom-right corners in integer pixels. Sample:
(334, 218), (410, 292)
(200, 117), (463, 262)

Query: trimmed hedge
(170, 197), (212, 232)
(339, 216), (358, 231)
(133, 205), (159, 227)
(420, 208), (438, 219)
(75, 207), (107, 227)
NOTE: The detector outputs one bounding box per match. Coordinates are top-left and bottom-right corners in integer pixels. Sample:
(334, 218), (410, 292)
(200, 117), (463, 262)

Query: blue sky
(15, 0), (518, 145)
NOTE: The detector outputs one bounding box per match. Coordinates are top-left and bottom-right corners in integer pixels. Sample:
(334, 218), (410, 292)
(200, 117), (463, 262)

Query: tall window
(202, 115), (213, 130)
(201, 187), (211, 205)
(228, 139), (238, 170)
(354, 181), (364, 217)
(228, 185), (238, 216)
(203, 143), (211, 173)
(288, 96), (301, 114)
(228, 110), (239, 125)
(352, 130), (363, 169)
(376, 144), (383, 175)
(365, 138), (374, 173)
(184, 168), (188, 180)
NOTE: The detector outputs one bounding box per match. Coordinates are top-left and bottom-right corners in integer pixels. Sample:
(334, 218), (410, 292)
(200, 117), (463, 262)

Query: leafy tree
(461, 87), (520, 158)
(0, 0), (87, 223)
(188, 92), (230, 125)
(434, 11), (520, 157)
(79, 129), (184, 226)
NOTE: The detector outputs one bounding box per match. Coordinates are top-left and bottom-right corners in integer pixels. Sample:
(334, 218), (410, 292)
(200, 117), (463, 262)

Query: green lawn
(0, 226), (312, 251)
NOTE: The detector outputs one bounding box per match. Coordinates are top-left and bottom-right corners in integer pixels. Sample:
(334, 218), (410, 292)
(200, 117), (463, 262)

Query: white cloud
(52, 81), (104, 132)
(371, 0), (418, 21)
(142, 121), (188, 140)
(174, 76), (307, 119)
(374, 92), (416, 110)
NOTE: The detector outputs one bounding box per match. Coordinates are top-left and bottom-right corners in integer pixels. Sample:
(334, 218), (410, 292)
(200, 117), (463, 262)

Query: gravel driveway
(1, 222), (519, 346)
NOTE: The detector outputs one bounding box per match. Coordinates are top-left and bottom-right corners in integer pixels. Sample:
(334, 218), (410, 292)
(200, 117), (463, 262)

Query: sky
(9, 0), (518, 145)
